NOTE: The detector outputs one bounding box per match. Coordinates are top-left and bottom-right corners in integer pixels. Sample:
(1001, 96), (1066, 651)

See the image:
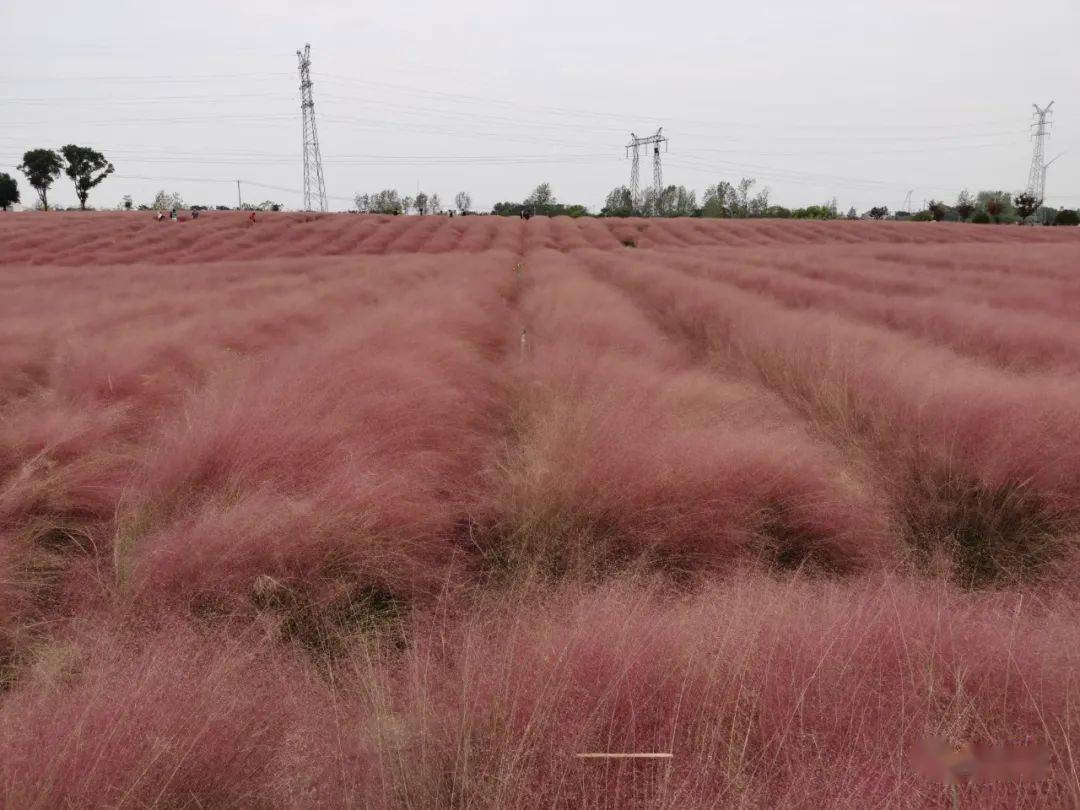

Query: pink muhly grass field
(358, 572), (1079, 808)
(1, 212), (1080, 807)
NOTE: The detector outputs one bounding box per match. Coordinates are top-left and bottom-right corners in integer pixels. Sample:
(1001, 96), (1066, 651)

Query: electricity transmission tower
(625, 128), (668, 206)
(901, 190), (913, 215)
(297, 43), (328, 212)
(1026, 101), (1054, 203)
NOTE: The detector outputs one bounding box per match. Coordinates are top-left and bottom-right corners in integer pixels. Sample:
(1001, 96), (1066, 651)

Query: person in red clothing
(249, 211), (256, 225)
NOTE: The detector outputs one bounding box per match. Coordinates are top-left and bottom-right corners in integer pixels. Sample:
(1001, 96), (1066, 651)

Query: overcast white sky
(3, 0), (1078, 213)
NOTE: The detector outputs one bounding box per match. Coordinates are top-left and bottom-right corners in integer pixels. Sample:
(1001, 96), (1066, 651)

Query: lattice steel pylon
(297, 43), (328, 212)
(625, 128), (668, 207)
(1026, 101), (1054, 203)
(628, 133), (640, 204)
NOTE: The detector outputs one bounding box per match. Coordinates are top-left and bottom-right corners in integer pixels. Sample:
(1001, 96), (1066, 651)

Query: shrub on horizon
(1053, 209), (1079, 226)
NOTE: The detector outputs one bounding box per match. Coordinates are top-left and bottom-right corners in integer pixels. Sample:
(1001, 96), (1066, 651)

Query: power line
(0, 71), (291, 83)
(0, 114), (295, 127)
(317, 73), (1026, 135)
(318, 79), (1030, 144)
(109, 173), (354, 203)
(0, 133), (1025, 161)
(664, 156), (964, 196)
(7, 68), (1068, 213)
(5, 92), (292, 104)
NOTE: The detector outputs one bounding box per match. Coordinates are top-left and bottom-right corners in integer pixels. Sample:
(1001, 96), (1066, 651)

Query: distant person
(191, 208), (200, 220)
(249, 211), (257, 225)
(156, 212), (165, 222)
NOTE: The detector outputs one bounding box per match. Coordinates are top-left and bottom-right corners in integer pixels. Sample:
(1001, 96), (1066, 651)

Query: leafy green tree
(414, 192), (430, 215)
(525, 183), (555, 214)
(372, 190), (404, 214)
(18, 149), (63, 211)
(601, 186), (634, 217)
(0, 173), (19, 211)
(718, 177), (771, 218)
(732, 178), (754, 217)
(639, 187), (658, 216)
(732, 178), (752, 217)
(701, 181), (735, 217)
(927, 200), (947, 222)
(490, 186), (588, 218)
(151, 190), (186, 210)
(1013, 191), (1039, 224)
(643, 185), (696, 217)
(672, 186), (697, 217)
(1053, 209), (1079, 226)
(748, 182), (770, 217)
(978, 191), (1012, 223)
(868, 206), (889, 220)
(122, 195), (133, 211)
(354, 190), (406, 214)
(454, 191), (472, 214)
(60, 144), (114, 209)
(491, 201), (525, 217)
(970, 210), (991, 224)
(792, 203), (839, 220)
(955, 189), (975, 221)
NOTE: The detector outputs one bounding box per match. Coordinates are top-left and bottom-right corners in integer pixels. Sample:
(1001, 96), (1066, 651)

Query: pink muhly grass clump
(382, 217), (445, 254)
(581, 247), (1080, 581)
(487, 252), (889, 574)
(454, 217), (498, 252)
(546, 217), (593, 251)
(121, 257), (518, 617)
(0, 398), (134, 611)
(417, 219), (467, 253)
(0, 253), (476, 636)
(496, 359), (887, 573)
(667, 248), (1080, 373)
(488, 216), (524, 253)
(360, 571), (1080, 808)
(0, 623), (371, 808)
(0, 538), (26, 676)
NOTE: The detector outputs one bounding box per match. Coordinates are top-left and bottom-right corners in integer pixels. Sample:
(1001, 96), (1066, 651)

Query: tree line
(1, 146), (114, 211)
(883, 189), (1079, 226)
(599, 178), (844, 219)
(3, 151), (1077, 226)
(348, 181), (841, 220)
(352, 190), (474, 216)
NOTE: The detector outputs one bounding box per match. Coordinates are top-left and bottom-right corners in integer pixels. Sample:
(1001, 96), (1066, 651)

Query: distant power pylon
(1026, 101), (1054, 203)
(297, 43), (328, 212)
(901, 190), (913, 215)
(626, 128), (668, 206)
